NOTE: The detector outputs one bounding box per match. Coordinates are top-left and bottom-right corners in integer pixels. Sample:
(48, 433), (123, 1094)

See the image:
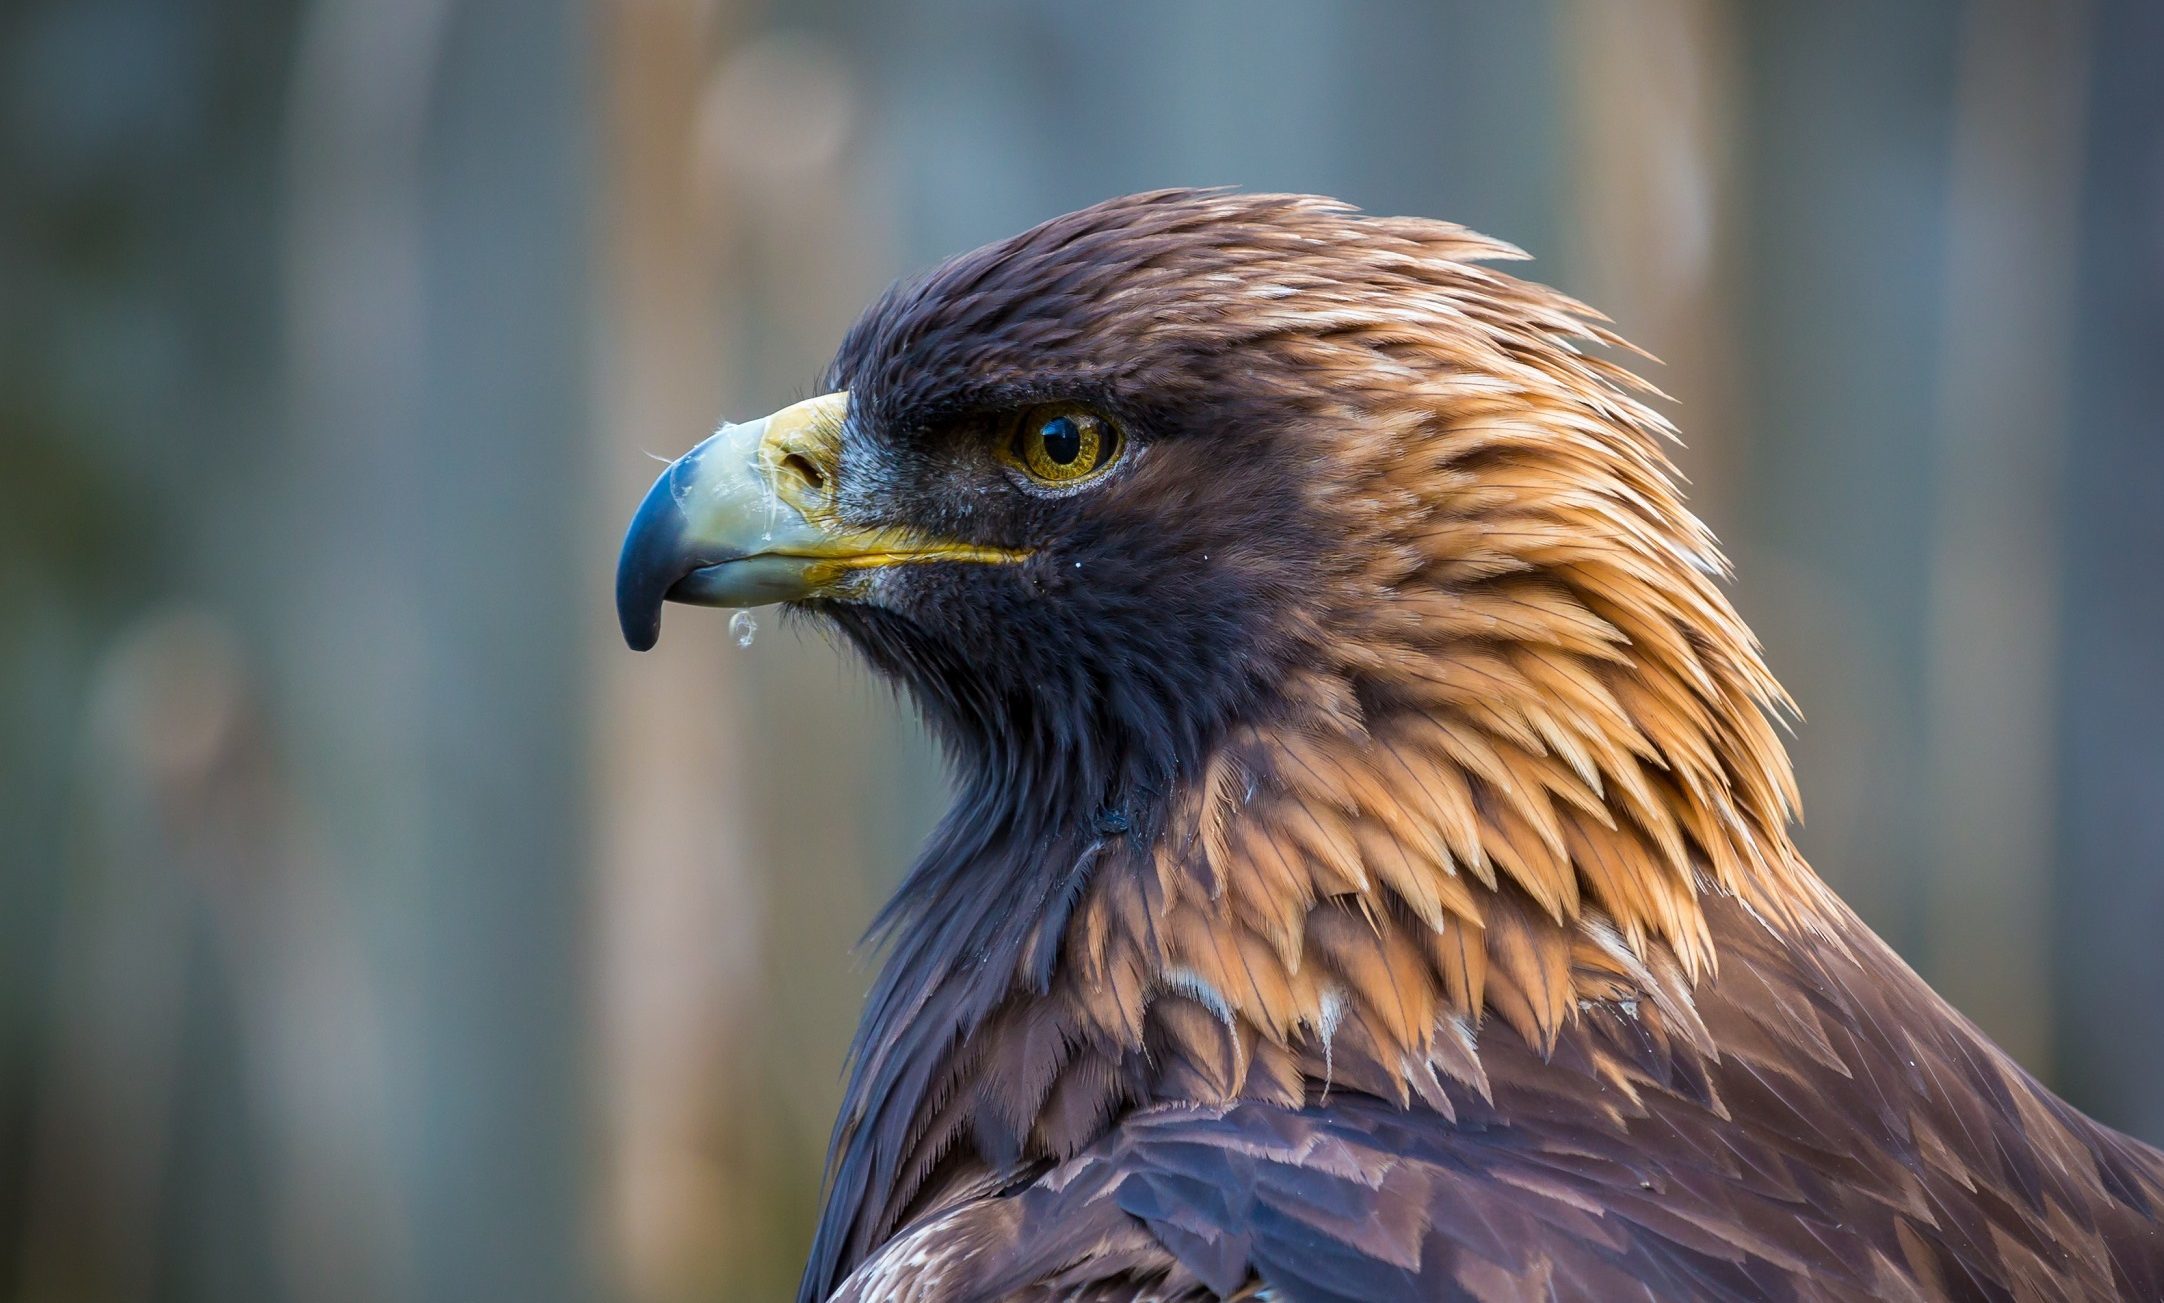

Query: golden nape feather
(615, 191), (2164, 1302)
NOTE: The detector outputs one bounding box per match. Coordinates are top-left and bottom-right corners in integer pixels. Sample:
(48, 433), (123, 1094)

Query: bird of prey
(616, 191), (2164, 1301)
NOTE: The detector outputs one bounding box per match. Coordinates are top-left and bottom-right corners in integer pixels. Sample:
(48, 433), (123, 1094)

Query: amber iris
(1007, 406), (1121, 486)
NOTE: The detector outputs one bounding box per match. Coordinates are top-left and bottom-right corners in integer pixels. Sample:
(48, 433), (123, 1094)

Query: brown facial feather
(788, 192), (2164, 1302)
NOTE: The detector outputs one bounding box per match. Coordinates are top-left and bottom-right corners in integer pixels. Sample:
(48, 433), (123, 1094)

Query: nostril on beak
(781, 451), (827, 495)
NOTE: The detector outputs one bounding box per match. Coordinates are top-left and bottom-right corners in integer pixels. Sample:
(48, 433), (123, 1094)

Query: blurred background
(3, 0), (2161, 1299)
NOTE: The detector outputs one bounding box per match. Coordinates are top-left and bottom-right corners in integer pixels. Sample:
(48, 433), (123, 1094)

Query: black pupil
(1039, 415), (1083, 465)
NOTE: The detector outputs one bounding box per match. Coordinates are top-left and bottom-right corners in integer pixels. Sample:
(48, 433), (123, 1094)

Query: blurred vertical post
(592, 0), (762, 1298)
(1560, 0), (1742, 548)
(1725, 1), (1965, 956)
(2053, 0), (2164, 1143)
(283, 0), (594, 1298)
(1921, 0), (2091, 1073)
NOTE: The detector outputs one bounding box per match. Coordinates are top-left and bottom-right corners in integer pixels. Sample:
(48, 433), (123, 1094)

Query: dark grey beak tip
(616, 463), (685, 652)
(619, 603), (662, 654)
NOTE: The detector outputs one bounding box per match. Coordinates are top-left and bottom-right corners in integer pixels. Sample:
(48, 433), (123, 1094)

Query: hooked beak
(615, 391), (1024, 651)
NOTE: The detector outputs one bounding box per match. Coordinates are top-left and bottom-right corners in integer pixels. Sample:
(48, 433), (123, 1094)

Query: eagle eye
(1004, 405), (1122, 488)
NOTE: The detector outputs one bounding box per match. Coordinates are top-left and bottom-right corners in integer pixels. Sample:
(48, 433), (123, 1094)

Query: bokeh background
(4, 1), (2161, 1299)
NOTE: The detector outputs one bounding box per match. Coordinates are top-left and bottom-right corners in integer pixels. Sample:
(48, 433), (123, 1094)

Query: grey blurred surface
(3, 2), (2159, 1300)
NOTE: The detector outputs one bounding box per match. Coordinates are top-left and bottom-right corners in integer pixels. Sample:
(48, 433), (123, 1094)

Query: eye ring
(1001, 405), (1123, 489)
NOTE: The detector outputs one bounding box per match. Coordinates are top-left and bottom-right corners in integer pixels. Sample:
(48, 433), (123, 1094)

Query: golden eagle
(617, 192), (2164, 1301)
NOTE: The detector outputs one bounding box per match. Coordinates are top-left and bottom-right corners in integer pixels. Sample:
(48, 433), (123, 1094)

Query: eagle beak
(615, 391), (1020, 651)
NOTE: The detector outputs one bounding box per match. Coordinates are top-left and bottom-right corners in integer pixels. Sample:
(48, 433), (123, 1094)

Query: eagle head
(619, 190), (1769, 852)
